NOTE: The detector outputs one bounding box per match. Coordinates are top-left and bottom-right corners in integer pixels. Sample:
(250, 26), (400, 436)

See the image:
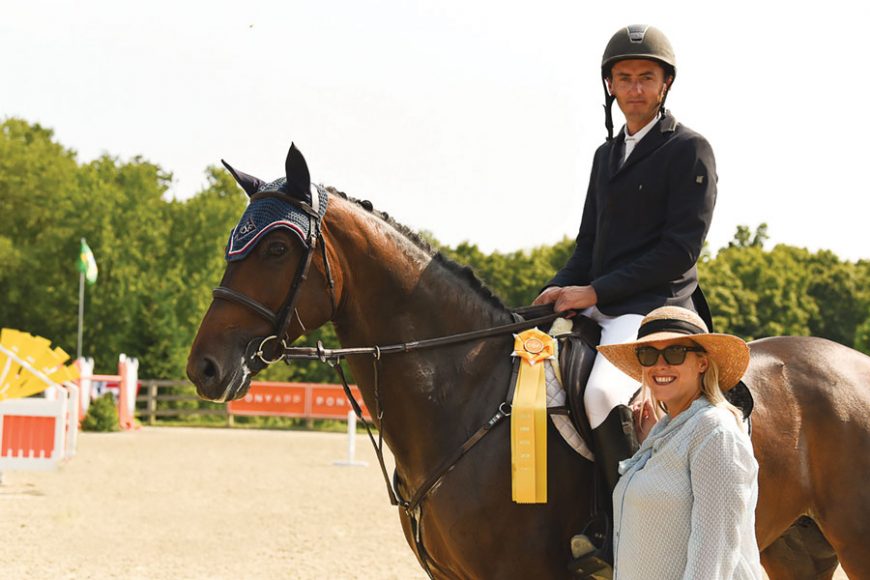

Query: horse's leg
(815, 514), (870, 579)
(744, 363), (836, 580)
(753, 339), (870, 579)
(760, 517), (838, 580)
(747, 383), (815, 550)
(799, 356), (870, 579)
(808, 424), (870, 579)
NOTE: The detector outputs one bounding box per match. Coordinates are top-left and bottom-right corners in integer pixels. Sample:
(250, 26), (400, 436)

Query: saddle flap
(556, 316), (602, 447)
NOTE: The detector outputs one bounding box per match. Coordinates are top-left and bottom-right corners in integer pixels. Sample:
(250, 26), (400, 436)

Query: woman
(597, 306), (762, 579)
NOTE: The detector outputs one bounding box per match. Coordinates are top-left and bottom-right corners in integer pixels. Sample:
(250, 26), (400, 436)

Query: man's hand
(532, 286), (563, 306)
(553, 285), (598, 312)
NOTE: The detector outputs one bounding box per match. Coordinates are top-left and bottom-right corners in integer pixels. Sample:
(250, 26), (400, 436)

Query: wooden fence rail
(135, 380), (369, 427)
(135, 380), (226, 425)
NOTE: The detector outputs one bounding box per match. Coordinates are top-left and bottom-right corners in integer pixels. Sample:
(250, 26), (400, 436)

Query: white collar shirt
(622, 113), (661, 164)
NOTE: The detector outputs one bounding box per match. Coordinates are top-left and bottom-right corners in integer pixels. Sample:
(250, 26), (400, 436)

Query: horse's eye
(267, 242), (288, 257)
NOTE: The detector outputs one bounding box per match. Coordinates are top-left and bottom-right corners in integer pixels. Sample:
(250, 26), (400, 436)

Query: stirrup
(568, 535), (612, 579)
(568, 514), (613, 579)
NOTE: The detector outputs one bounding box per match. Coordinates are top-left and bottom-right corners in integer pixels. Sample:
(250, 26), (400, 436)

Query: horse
(187, 145), (870, 579)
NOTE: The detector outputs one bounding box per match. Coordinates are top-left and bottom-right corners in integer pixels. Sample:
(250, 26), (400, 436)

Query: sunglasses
(635, 345), (705, 367)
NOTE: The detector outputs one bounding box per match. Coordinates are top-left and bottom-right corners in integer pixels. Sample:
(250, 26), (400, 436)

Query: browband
(637, 318), (706, 338)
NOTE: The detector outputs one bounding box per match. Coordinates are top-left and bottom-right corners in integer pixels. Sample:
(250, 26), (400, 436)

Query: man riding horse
(187, 23), (870, 578)
(533, 24), (718, 562)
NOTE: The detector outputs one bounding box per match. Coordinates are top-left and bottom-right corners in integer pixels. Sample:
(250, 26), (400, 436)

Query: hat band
(637, 318), (706, 339)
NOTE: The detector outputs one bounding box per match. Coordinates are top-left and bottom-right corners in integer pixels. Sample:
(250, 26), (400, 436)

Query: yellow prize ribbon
(510, 328), (555, 503)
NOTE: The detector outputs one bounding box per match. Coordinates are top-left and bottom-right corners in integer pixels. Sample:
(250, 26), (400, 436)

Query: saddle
(513, 305), (756, 578)
(512, 305), (755, 442)
(512, 305), (601, 446)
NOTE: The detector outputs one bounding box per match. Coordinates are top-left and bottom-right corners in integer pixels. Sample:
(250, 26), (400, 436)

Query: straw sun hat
(597, 306), (750, 390)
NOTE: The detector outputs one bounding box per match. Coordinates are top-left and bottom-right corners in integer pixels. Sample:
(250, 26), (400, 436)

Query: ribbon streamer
(511, 328), (555, 504)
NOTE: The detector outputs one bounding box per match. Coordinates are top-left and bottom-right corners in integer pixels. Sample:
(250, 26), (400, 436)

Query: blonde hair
(640, 354), (746, 431)
(700, 359), (746, 430)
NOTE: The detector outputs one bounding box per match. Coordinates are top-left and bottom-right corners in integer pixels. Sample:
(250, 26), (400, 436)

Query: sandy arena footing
(0, 427), (848, 579)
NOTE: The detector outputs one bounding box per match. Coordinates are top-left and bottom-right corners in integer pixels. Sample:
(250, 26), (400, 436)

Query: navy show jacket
(548, 112), (717, 317)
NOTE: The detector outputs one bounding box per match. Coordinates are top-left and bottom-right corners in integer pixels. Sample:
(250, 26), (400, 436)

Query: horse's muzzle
(186, 347), (256, 403)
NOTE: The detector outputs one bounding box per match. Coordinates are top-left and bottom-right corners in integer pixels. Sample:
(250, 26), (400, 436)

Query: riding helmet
(601, 24), (676, 80)
(600, 25), (676, 141)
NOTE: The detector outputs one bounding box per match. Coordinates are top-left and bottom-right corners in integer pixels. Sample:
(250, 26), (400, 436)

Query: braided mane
(325, 186), (506, 312)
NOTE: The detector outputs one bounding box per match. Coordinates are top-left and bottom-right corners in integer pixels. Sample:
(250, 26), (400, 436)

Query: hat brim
(596, 331), (750, 390)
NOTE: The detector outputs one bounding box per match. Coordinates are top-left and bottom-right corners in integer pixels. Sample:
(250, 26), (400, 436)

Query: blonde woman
(597, 306), (762, 579)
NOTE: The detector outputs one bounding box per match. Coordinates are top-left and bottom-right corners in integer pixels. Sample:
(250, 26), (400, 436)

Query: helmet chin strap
(602, 76), (617, 141)
(603, 77), (672, 141)
(659, 82), (671, 117)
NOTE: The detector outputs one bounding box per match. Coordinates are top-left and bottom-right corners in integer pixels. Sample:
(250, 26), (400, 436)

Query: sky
(3, 0), (869, 261)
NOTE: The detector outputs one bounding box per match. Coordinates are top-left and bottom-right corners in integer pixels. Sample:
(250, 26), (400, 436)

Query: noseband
(212, 186), (336, 370)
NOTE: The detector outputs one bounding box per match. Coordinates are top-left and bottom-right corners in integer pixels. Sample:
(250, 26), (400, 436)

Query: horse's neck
(328, 198), (510, 346)
(326, 199), (514, 481)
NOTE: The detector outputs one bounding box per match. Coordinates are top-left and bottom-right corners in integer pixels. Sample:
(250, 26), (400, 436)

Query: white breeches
(582, 307), (644, 430)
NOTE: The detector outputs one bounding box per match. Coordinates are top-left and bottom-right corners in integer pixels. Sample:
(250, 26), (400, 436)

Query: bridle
(209, 186), (570, 578)
(212, 186), (564, 371)
(212, 185), (337, 373)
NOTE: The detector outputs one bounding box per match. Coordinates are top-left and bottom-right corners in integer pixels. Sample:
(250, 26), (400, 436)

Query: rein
(279, 309), (565, 580)
(277, 310), (566, 362)
(275, 309), (566, 506)
(212, 190), (569, 577)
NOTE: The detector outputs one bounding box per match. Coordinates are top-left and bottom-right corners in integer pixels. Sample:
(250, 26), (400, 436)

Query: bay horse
(187, 145), (870, 579)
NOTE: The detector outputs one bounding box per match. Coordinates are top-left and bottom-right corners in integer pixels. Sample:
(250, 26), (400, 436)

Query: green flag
(78, 238), (98, 284)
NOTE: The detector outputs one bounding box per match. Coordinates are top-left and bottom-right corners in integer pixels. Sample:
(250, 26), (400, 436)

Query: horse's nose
(187, 354), (224, 394)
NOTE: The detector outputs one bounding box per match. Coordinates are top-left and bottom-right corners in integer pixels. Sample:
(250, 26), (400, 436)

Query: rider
(533, 23), (718, 559)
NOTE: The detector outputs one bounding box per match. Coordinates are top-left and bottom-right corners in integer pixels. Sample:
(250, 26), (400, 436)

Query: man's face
(607, 59), (672, 130)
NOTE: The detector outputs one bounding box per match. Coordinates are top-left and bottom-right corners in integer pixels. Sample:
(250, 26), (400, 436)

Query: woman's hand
(631, 398), (657, 444)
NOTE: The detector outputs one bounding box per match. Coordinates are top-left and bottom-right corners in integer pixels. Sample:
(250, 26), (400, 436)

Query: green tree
(0, 119), (80, 343)
(850, 260), (870, 355)
(728, 222), (769, 249)
(443, 236), (575, 308)
(804, 252), (863, 347)
(157, 167), (247, 378)
(701, 225), (868, 349)
(3, 117), (868, 387)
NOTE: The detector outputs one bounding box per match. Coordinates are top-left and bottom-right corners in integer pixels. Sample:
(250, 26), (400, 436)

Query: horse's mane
(325, 186), (507, 312)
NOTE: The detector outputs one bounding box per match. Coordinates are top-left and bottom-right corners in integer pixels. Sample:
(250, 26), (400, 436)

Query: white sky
(4, 0), (869, 261)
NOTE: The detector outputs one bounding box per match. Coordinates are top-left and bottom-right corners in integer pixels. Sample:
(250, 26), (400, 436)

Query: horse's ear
(221, 160), (265, 197)
(284, 143), (311, 200)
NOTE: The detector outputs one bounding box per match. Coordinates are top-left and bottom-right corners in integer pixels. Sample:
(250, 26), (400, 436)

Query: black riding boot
(569, 404), (638, 578)
(592, 404), (639, 496)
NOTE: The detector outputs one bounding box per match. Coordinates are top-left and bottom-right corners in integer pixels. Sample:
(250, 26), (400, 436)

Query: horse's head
(186, 144), (339, 402)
